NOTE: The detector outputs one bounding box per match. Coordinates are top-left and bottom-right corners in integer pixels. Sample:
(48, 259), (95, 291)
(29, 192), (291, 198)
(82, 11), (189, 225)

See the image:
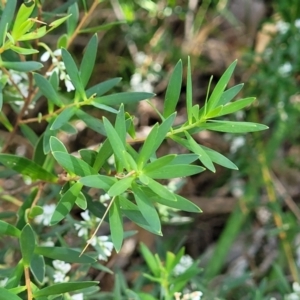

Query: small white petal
(65, 79), (75, 92)
(40, 51), (51, 62)
(80, 210), (90, 221)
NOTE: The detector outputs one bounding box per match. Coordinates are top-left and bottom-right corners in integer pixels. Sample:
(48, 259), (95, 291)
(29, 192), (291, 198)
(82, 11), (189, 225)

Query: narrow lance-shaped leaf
(20, 224), (36, 266)
(186, 56), (193, 124)
(0, 61), (43, 72)
(67, 2), (79, 36)
(199, 120), (269, 133)
(206, 60), (237, 112)
(50, 136), (68, 153)
(136, 123), (159, 169)
(0, 288), (22, 300)
(218, 83), (244, 106)
(52, 152), (97, 177)
(50, 182), (83, 225)
(34, 73), (63, 107)
(86, 77), (122, 98)
(93, 92), (155, 107)
(33, 281), (98, 298)
(132, 182), (161, 234)
(108, 176), (134, 197)
(75, 109), (106, 135)
(109, 197), (123, 252)
(163, 60), (182, 118)
(0, 154), (58, 182)
(61, 48), (86, 99)
(115, 104), (126, 145)
(30, 253), (45, 285)
(80, 34), (98, 87)
(103, 117), (128, 170)
(35, 246), (96, 263)
(142, 154), (176, 174)
(12, 3), (35, 38)
(0, 220), (21, 237)
(217, 97), (256, 117)
(50, 106), (77, 130)
(184, 132), (215, 172)
(0, 0), (17, 45)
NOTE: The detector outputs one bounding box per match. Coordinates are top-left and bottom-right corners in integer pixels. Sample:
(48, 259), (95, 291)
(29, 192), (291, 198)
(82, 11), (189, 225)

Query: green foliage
(0, 1), (270, 299)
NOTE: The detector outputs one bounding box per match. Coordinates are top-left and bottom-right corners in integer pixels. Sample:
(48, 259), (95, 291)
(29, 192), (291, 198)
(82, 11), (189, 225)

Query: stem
(24, 266), (33, 300)
(257, 144), (300, 283)
(79, 196), (116, 257)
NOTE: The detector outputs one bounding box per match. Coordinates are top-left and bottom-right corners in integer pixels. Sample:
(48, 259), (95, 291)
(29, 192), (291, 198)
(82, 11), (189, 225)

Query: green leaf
(50, 106), (77, 130)
(67, 2), (79, 36)
(57, 33), (68, 48)
(61, 48), (86, 99)
(52, 152), (97, 176)
(109, 197), (123, 252)
(79, 21), (126, 33)
(185, 132), (215, 172)
(30, 253), (45, 285)
(86, 77), (122, 98)
(120, 196), (162, 235)
(34, 73), (63, 107)
(79, 149), (97, 166)
(136, 123), (159, 170)
(207, 60), (237, 111)
(50, 136), (68, 153)
(115, 104), (126, 145)
(142, 175), (176, 201)
(80, 34), (98, 87)
(132, 183), (161, 234)
(0, 288), (22, 300)
(218, 83), (244, 106)
(153, 113), (176, 151)
(0, 85), (2, 111)
(20, 224), (36, 266)
(1, 61), (43, 72)
(202, 145), (238, 170)
(142, 154), (176, 174)
(200, 120), (269, 133)
(79, 174), (117, 191)
(186, 56), (193, 123)
(20, 124), (38, 146)
(10, 45), (38, 55)
(12, 2), (35, 38)
(0, 0), (17, 46)
(103, 117), (128, 170)
(108, 176), (134, 197)
(75, 191), (87, 210)
(163, 60), (182, 118)
(33, 281), (98, 297)
(75, 109), (106, 135)
(0, 220), (20, 237)
(50, 182), (83, 225)
(140, 242), (160, 277)
(28, 206), (44, 219)
(18, 26), (47, 41)
(49, 14), (71, 30)
(93, 92), (154, 106)
(168, 154), (199, 165)
(153, 193), (201, 213)
(43, 120), (58, 154)
(0, 154), (58, 182)
(144, 164), (205, 179)
(217, 97), (256, 116)
(34, 246), (96, 263)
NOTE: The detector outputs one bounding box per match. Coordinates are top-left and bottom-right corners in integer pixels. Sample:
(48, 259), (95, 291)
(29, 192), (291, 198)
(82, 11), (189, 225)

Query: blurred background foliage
(2, 0), (300, 299)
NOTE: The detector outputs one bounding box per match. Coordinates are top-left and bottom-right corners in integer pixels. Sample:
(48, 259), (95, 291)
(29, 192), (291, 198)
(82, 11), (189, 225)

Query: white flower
(74, 223), (88, 237)
(230, 136), (245, 153)
(71, 294), (84, 300)
(81, 210), (91, 221)
(100, 193), (110, 203)
(34, 203), (56, 226)
(52, 260), (71, 283)
(278, 62), (292, 77)
(53, 260), (71, 274)
(295, 19), (300, 29)
(174, 291), (203, 300)
(276, 20), (290, 34)
(74, 210), (100, 237)
(94, 236), (114, 261)
(173, 255), (194, 276)
(41, 48), (75, 92)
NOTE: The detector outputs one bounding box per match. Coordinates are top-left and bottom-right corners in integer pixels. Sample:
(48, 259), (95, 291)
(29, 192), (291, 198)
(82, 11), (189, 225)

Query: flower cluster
(40, 49), (75, 92)
(52, 260), (71, 283)
(74, 210), (114, 261)
(174, 291), (203, 300)
(173, 255), (194, 276)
